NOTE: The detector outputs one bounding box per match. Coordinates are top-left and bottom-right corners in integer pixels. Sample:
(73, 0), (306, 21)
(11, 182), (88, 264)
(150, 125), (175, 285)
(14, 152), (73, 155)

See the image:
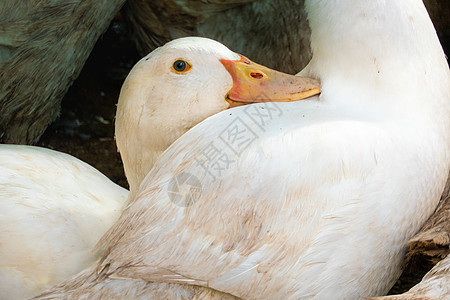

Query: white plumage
(1, 37), (316, 299)
(0, 145), (128, 299)
(35, 0), (450, 299)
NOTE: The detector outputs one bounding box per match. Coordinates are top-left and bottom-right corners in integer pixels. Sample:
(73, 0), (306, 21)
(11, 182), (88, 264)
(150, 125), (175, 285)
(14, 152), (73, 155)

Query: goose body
(1, 38), (317, 299)
(36, 0), (449, 299)
(0, 145), (128, 299)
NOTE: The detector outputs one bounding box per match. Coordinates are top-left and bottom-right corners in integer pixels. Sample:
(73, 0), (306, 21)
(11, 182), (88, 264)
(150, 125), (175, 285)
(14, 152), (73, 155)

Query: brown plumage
(372, 254), (450, 300)
(373, 175), (450, 300)
(405, 174), (450, 265)
(123, 0), (312, 74)
(0, 0), (125, 144)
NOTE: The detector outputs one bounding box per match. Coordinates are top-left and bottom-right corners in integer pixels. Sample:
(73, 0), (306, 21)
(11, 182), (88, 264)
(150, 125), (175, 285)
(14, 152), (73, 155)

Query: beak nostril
(250, 72), (264, 79)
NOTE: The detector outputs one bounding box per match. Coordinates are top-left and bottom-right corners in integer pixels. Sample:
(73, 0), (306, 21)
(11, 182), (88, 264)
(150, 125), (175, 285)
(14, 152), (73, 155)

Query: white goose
(0, 146), (128, 300)
(36, 0), (449, 299)
(114, 38), (319, 199)
(0, 38), (317, 299)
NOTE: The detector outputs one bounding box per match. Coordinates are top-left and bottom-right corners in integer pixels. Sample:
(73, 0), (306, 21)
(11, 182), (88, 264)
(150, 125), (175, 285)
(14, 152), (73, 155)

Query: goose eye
(172, 59), (191, 74)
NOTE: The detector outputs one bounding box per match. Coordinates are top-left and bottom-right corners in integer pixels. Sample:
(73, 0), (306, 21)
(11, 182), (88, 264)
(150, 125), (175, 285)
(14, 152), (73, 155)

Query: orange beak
(220, 55), (320, 108)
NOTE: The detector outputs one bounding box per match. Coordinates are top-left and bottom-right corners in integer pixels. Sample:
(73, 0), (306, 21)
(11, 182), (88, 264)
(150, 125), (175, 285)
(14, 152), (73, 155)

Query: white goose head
(115, 37), (320, 196)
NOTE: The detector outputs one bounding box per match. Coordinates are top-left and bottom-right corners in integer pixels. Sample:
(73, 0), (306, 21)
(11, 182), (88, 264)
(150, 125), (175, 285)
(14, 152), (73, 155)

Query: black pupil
(174, 60), (187, 72)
